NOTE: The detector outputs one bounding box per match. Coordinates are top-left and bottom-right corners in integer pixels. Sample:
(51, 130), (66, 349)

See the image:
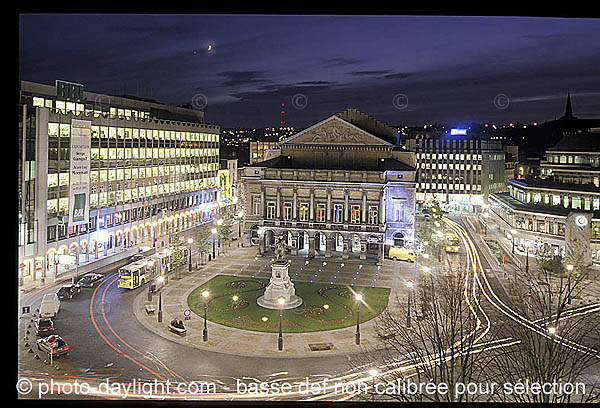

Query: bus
(145, 247), (189, 280)
(118, 247), (189, 290)
(118, 259), (154, 289)
(445, 232), (460, 253)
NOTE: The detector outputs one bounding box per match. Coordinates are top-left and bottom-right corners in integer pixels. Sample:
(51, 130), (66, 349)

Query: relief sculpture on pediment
(309, 121), (362, 143)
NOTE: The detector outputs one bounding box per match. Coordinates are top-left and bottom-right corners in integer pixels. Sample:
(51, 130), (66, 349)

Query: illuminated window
(266, 202), (276, 219)
(316, 203), (326, 222)
(283, 201), (292, 220)
(299, 202), (309, 221)
(368, 205), (379, 224)
(333, 204), (344, 223)
(351, 205), (361, 224)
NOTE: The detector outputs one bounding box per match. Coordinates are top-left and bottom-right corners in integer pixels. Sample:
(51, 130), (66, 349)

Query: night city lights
(16, 13), (600, 405)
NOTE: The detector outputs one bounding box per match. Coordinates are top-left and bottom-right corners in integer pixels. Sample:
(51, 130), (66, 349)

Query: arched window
(393, 232), (405, 247)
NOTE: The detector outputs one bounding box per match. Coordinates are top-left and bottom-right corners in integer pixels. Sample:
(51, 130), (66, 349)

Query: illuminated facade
(239, 109), (417, 264)
(406, 130), (506, 213)
(490, 129), (600, 260)
(18, 80), (220, 285)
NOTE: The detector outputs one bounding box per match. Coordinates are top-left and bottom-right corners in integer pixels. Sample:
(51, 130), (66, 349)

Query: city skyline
(19, 14), (600, 128)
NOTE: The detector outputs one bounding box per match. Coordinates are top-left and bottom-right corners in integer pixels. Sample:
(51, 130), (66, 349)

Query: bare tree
(487, 244), (600, 403)
(350, 264), (497, 402)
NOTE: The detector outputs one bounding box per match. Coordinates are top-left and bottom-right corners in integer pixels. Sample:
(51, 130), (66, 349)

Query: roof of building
(492, 192), (600, 218)
(334, 108), (399, 145)
(510, 177), (600, 193)
(548, 131), (600, 152)
(247, 155), (415, 172)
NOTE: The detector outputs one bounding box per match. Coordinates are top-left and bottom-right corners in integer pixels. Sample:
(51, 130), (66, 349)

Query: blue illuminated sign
(450, 129), (468, 136)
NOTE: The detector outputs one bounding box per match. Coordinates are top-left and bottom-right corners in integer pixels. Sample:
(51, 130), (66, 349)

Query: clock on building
(575, 215), (588, 228)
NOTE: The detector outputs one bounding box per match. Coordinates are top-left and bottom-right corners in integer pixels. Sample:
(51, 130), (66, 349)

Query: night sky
(19, 14), (600, 128)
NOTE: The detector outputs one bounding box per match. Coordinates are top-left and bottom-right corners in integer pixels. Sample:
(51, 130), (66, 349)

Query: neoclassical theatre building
(239, 109), (417, 264)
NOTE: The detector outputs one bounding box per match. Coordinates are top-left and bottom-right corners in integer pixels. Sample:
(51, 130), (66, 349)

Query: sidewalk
(133, 246), (410, 358)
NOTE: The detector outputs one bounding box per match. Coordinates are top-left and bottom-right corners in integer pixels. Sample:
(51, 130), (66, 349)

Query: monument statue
(257, 234), (303, 310)
(274, 234), (286, 262)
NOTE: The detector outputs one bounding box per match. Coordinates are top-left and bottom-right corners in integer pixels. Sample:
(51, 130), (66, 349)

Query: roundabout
(187, 275), (390, 333)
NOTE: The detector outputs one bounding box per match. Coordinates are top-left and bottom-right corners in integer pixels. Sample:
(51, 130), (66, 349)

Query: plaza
(132, 246), (416, 357)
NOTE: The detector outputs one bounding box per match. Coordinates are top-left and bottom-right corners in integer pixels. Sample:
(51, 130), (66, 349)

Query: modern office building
(18, 80), (220, 285)
(239, 108), (417, 264)
(490, 128), (600, 261)
(405, 128), (506, 213)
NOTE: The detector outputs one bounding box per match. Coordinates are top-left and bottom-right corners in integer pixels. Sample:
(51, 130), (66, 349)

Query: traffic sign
(48, 335), (57, 343)
(183, 309), (191, 320)
(22, 306), (30, 314)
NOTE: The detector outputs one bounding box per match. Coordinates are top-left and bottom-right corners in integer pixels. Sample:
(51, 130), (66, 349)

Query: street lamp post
(525, 244), (529, 274)
(211, 228), (217, 260)
(566, 264), (574, 304)
(156, 274), (164, 323)
(216, 218), (223, 256)
(355, 293), (362, 345)
(278, 296), (286, 351)
(406, 281), (414, 327)
(202, 290), (210, 341)
(369, 368), (379, 402)
(187, 238), (193, 272)
(510, 229), (517, 255)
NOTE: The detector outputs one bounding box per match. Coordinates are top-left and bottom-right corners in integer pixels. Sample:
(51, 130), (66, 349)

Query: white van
(39, 293), (60, 319)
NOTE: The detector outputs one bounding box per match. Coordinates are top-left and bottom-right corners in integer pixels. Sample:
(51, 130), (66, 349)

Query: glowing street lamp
(355, 293), (363, 345)
(278, 296), (286, 351)
(156, 274), (165, 323)
(548, 326), (557, 336)
(202, 290), (210, 341)
(369, 368), (379, 401)
(566, 264), (574, 304)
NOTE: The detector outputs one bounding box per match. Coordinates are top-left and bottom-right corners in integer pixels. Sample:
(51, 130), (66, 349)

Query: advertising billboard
(68, 119), (91, 227)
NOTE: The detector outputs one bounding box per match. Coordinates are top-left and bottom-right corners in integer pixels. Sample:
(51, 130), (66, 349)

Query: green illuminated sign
(56, 80), (84, 101)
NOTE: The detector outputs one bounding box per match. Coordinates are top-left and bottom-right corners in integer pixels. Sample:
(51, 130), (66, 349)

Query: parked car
(130, 254), (145, 262)
(34, 317), (54, 337)
(39, 293), (60, 319)
(77, 273), (104, 288)
(388, 246), (416, 262)
(37, 335), (70, 358)
(57, 283), (81, 300)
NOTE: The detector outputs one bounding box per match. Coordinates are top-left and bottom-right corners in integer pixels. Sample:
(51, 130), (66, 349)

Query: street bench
(308, 343), (334, 351)
(168, 324), (187, 336)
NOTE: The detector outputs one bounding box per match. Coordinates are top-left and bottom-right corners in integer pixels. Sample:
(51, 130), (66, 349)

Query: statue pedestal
(257, 261), (303, 310)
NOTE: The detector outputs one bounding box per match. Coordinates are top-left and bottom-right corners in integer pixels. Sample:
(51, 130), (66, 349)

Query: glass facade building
(18, 80), (220, 285)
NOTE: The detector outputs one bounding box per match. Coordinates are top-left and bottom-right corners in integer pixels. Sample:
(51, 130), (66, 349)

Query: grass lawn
(187, 274), (390, 333)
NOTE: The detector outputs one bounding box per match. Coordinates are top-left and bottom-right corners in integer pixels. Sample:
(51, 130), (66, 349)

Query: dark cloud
(349, 70), (392, 76)
(320, 57), (363, 67)
(217, 71), (268, 87)
(520, 33), (569, 40)
(296, 81), (337, 85)
(383, 72), (416, 80)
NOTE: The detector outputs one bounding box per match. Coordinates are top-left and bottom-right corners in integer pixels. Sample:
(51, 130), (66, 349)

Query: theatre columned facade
(239, 110), (417, 264)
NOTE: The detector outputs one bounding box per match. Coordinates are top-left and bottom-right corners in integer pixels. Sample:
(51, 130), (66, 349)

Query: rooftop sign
(56, 80), (84, 102)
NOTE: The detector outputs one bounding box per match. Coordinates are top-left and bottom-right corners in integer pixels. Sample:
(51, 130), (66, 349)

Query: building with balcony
(490, 97), (600, 261)
(18, 80), (221, 285)
(239, 109), (417, 264)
